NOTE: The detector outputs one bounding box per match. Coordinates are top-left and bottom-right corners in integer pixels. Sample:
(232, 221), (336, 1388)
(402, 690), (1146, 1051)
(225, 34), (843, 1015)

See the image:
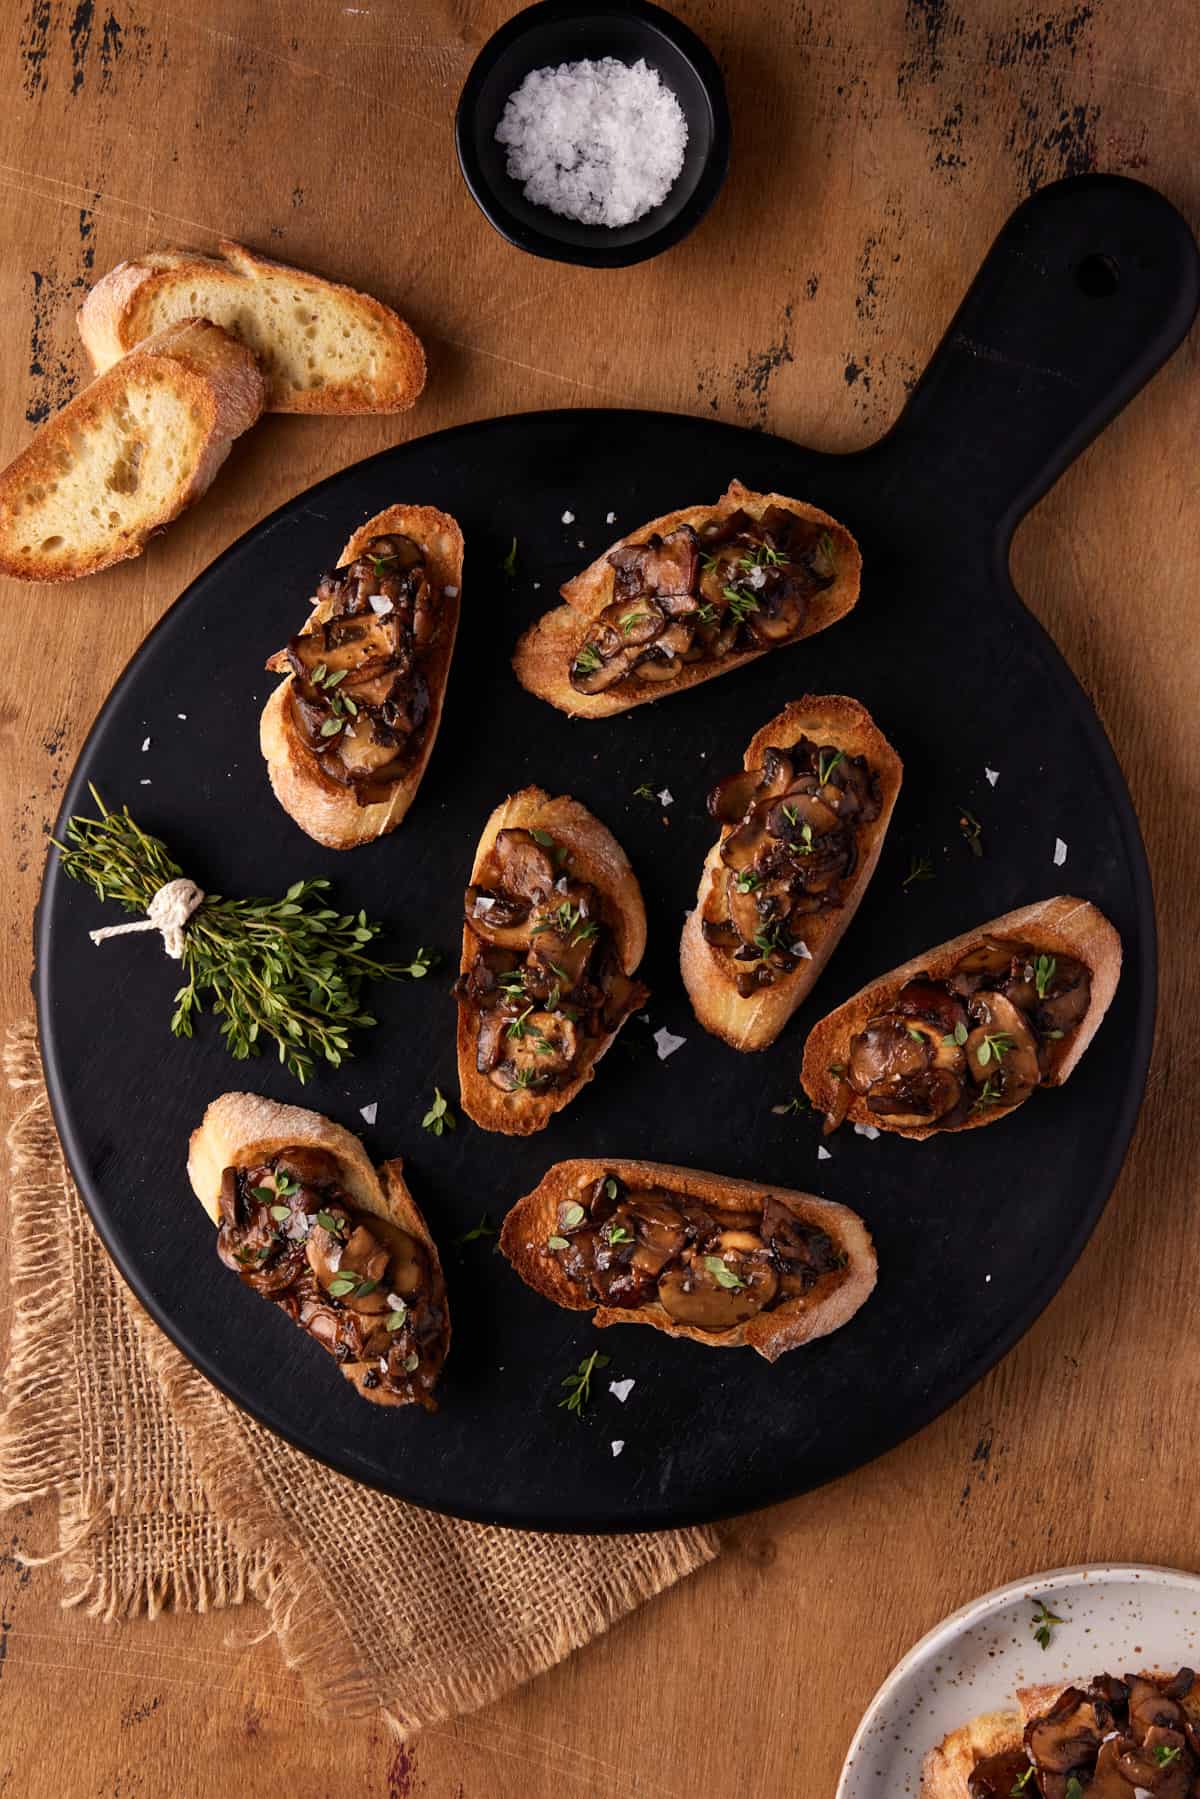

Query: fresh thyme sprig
(903, 853), (935, 889)
(453, 1213), (497, 1247)
(559, 1350), (610, 1417)
(1030, 1600), (1063, 1650)
(422, 1088), (456, 1136)
(55, 787), (428, 1082)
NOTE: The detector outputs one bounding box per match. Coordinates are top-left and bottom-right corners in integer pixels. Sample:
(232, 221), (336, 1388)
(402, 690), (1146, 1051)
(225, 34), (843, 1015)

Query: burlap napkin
(0, 1025), (718, 1729)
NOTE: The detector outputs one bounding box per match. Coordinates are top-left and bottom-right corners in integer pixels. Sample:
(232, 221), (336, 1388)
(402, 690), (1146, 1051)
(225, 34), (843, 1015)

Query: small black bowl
(455, 0), (730, 268)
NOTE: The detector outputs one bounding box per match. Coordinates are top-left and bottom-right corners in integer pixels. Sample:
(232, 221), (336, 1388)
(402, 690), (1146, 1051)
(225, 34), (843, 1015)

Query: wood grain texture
(0, 1), (1197, 1793)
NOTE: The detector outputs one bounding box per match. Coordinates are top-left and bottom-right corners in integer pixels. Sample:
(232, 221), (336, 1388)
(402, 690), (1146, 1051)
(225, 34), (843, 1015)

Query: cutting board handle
(884, 174), (1199, 539)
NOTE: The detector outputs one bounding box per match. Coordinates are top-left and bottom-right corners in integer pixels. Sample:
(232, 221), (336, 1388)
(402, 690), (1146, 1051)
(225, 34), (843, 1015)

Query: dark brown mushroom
(967, 1751), (1037, 1798)
(849, 1020), (932, 1093)
(1025, 1687), (1104, 1774)
(964, 990), (1041, 1096)
(657, 1246), (777, 1330)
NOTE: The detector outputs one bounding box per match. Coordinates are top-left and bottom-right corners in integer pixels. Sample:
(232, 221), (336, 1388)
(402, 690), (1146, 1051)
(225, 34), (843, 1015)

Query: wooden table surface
(1, 2), (1197, 1793)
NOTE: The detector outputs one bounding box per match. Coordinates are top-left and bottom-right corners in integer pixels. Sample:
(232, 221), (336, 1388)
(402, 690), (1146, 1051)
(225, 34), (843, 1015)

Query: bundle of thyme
(55, 787), (437, 1081)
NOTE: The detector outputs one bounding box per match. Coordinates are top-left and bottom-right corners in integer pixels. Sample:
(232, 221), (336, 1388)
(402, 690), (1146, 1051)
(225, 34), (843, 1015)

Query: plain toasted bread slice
(800, 896), (1122, 1140)
(0, 318), (264, 583)
(187, 1091), (449, 1408)
(79, 239), (425, 415)
(260, 503), (463, 850)
(680, 696), (903, 1051)
(456, 787), (648, 1136)
(511, 480), (861, 718)
(499, 1157), (876, 1361)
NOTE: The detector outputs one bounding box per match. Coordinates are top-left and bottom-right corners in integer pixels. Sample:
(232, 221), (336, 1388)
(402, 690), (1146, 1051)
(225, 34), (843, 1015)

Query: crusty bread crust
(0, 318), (264, 583)
(78, 240), (426, 415)
(499, 1157), (876, 1361)
(800, 897), (1123, 1140)
(511, 480), (862, 718)
(680, 695), (903, 1051)
(456, 788), (648, 1136)
(260, 504), (463, 850)
(187, 1091), (448, 1408)
(919, 1709), (1024, 1798)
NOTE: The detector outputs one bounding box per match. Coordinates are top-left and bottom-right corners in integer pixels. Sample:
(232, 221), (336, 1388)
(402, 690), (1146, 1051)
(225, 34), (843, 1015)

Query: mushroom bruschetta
(681, 695), (902, 1051)
(801, 897), (1121, 1138)
(260, 503), (463, 848)
(512, 480), (860, 717)
(500, 1158), (876, 1360)
(922, 1666), (1200, 1796)
(188, 1093), (449, 1409)
(454, 787), (649, 1135)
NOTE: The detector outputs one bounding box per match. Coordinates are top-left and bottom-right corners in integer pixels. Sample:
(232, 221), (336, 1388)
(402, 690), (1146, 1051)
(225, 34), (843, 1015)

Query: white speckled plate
(838, 1564), (1200, 1797)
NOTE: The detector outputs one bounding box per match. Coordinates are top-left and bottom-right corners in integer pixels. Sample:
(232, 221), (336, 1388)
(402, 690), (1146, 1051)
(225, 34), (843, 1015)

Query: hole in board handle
(1076, 253), (1120, 298)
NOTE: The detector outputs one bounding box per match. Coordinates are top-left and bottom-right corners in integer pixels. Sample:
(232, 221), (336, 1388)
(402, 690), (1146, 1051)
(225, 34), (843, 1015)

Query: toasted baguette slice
(500, 1157), (876, 1360)
(919, 1708), (1025, 1798)
(187, 1091), (449, 1408)
(78, 240), (425, 414)
(921, 1672), (1200, 1796)
(456, 787), (648, 1136)
(801, 897), (1122, 1140)
(681, 696), (902, 1051)
(260, 503), (463, 849)
(0, 319), (264, 583)
(511, 480), (861, 718)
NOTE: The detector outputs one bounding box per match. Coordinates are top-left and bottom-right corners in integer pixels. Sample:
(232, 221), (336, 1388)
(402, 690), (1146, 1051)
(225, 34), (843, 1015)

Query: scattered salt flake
(443, 584), (459, 598)
(561, 509), (575, 524)
(606, 510), (617, 524)
(657, 787), (674, 808)
(533, 581), (541, 590)
(609, 1377), (635, 1403)
(359, 1102), (378, 1125)
(817, 1145), (832, 1161)
(853, 1123), (880, 1141)
(638, 1012), (651, 1023)
(610, 1440), (625, 1458)
(791, 940), (813, 960)
(387, 1292), (405, 1310)
(177, 712), (188, 720)
(139, 778), (151, 785)
(985, 767), (999, 787)
(653, 1026), (686, 1061)
(368, 594), (394, 615)
(1053, 836), (1068, 866)
(985, 1274), (992, 1284)
(577, 538), (585, 549)
(140, 736), (151, 752)
(745, 564), (767, 590)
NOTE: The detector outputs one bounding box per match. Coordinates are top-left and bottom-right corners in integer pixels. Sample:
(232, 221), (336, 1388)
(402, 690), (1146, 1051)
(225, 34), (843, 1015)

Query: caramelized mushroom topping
(699, 732), (881, 990)
(454, 827), (647, 1097)
(216, 1146), (447, 1409)
(546, 1173), (848, 1331)
(569, 510), (838, 696)
(828, 938), (1092, 1134)
(968, 1669), (1200, 1795)
(270, 533), (447, 806)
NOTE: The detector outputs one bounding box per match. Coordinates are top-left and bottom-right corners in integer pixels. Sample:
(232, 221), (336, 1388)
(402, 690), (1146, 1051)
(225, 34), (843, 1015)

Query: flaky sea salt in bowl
(456, 0), (730, 268)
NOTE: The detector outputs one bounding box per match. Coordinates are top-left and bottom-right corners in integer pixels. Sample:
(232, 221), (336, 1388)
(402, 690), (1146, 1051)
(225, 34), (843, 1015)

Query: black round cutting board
(36, 177), (1197, 1530)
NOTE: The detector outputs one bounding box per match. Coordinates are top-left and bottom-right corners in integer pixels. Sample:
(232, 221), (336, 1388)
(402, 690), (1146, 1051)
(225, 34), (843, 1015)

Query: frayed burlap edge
(0, 1023), (271, 1618)
(144, 1332), (720, 1732)
(0, 1023), (720, 1731)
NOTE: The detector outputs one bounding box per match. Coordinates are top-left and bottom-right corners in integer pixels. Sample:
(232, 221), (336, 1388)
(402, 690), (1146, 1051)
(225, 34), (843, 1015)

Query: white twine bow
(88, 877), (205, 961)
